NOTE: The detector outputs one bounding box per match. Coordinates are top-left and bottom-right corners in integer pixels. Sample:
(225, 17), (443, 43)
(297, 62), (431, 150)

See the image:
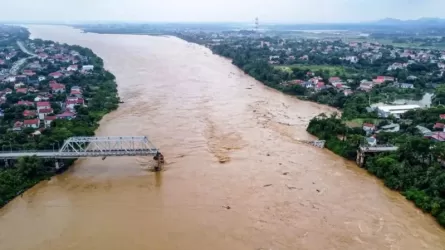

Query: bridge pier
(356, 151), (365, 167)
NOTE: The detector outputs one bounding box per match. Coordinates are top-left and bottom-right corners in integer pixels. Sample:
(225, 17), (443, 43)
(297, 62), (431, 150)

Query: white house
(82, 65), (94, 71)
(376, 104), (420, 118)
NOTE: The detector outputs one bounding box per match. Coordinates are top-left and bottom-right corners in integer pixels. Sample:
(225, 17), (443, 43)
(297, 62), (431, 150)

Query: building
(38, 108), (53, 120)
(44, 116), (56, 128)
(57, 110), (76, 120)
(50, 82), (66, 93)
(378, 124), (400, 133)
(49, 72), (63, 79)
(36, 101), (51, 111)
(363, 123), (376, 135)
(24, 119), (40, 129)
(376, 105), (420, 118)
(67, 65), (78, 71)
(399, 83), (414, 89)
(82, 65), (94, 71)
(17, 100), (34, 107)
(23, 110), (36, 118)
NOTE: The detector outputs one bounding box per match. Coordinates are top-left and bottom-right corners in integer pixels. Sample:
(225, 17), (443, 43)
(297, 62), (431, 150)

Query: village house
(49, 82), (66, 94)
(328, 77), (341, 84)
(433, 123), (445, 132)
(24, 119), (40, 129)
(17, 100), (34, 106)
(363, 123), (376, 135)
(67, 65), (78, 71)
(23, 110), (36, 118)
(82, 65), (94, 71)
(37, 53), (48, 60)
(16, 88), (28, 94)
(34, 95), (50, 102)
(22, 70), (35, 76)
(13, 121), (23, 131)
(38, 76), (46, 82)
(359, 81), (374, 92)
(44, 116), (56, 128)
(344, 89), (353, 96)
(36, 101), (51, 111)
(373, 76), (395, 84)
(49, 72), (63, 79)
(399, 83), (414, 89)
(38, 108), (53, 120)
(4, 88), (12, 95)
(56, 110), (76, 120)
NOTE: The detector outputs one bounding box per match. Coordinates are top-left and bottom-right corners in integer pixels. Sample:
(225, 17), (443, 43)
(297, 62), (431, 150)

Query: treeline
(0, 40), (119, 208)
(307, 108), (445, 227)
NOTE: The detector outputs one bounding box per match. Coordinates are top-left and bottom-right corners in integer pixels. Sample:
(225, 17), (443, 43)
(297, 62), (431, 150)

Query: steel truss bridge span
(0, 136), (159, 160)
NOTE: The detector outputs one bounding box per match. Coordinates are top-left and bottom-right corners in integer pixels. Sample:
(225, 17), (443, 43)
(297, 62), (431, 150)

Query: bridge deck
(0, 149), (159, 159)
(359, 146), (398, 153)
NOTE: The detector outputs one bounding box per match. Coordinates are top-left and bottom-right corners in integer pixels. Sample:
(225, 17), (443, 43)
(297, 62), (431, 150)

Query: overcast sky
(1, 0), (445, 23)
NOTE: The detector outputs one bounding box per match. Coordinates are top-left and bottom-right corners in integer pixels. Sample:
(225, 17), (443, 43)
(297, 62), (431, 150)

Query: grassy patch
(275, 64), (349, 75)
(345, 118), (380, 128)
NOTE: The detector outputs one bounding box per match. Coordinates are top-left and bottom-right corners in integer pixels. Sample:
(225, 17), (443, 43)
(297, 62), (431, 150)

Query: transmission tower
(255, 17), (259, 32)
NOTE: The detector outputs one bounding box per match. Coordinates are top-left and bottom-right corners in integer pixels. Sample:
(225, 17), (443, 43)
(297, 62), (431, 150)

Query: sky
(1, 0), (445, 23)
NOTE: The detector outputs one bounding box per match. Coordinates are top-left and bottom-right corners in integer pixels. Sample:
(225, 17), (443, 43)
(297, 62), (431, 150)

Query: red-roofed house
(16, 88), (28, 94)
(38, 53), (48, 60)
(335, 83), (343, 89)
(44, 116), (56, 128)
(344, 89), (353, 96)
(426, 132), (445, 142)
(67, 65), (78, 71)
(36, 101), (51, 111)
(363, 123), (376, 134)
(38, 108), (54, 120)
(24, 119), (40, 129)
(13, 121), (23, 131)
(17, 100), (34, 106)
(49, 72), (63, 79)
(373, 76), (395, 84)
(49, 82), (66, 94)
(329, 77), (341, 84)
(57, 110), (76, 120)
(434, 123), (445, 131)
(22, 70), (35, 76)
(440, 114), (445, 120)
(70, 89), (82, 97)
(315, 82), (325, 91)
(0, 59), (4, 65)
(23, 110), (36, 118)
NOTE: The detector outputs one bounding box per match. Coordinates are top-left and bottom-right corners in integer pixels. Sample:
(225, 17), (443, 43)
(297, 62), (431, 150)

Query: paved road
(17, 40), (37, 57)
(9, 41), (37, 75)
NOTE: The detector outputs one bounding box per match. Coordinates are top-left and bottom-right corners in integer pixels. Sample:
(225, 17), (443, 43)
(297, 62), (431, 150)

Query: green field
(345, 118), (381, 128)
(275, 64), (349, 75)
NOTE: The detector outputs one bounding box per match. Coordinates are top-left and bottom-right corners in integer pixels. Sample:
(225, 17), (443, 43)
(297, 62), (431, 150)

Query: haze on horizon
(1, 0), (445, 24)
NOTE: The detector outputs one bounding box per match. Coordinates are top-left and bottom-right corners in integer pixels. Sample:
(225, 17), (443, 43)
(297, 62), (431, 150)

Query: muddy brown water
(0, 25), (444, 250)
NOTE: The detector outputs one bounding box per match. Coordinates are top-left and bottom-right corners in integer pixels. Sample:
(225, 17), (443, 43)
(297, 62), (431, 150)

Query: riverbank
(0, 33), (119, 208)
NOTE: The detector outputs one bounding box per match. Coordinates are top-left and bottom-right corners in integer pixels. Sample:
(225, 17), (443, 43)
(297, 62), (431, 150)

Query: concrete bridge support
(356, 151), (365, 167)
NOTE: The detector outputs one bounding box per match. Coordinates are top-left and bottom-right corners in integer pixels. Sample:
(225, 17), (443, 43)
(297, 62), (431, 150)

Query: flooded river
(0, 25), (445, 250)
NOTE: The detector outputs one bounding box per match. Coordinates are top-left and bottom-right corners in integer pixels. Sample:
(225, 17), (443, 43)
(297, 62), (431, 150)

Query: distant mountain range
(372, 18), (445, 26)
